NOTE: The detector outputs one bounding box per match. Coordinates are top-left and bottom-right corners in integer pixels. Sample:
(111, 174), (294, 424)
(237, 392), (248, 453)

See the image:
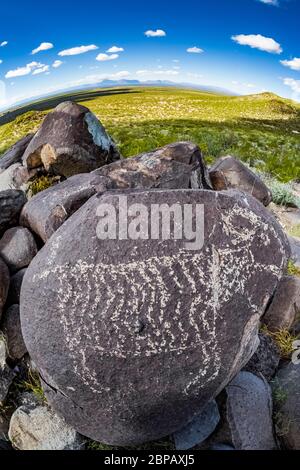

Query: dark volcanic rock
(20, 189), (289, 445)
(1, 305), (27, 361)
(273, 363), (300, 449)
(0, 190), (27, 236)
(243, 333), (280, 381)
(0, 134), (34, 172)
(262, 275), (300, 332)
(22, 102), (121, 177)
(0, 227), (38, 273)
(0, 258), (9, 320)
(226, 372), (277, 450)
(94, 142), (212, 190)
(20, 173), (112, 242)
(209, 156), (272, 206)
(6, 269), (26, 307)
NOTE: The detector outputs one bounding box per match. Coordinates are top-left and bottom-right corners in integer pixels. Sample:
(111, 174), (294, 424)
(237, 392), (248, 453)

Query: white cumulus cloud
(283, 77), (300, 94)
(187, 46), (204, 54)
(58, 45), (98, 56)
(106, 46), (124, 53)
(0, 41), (8, 47)
(258, 0), (278, 5)
(136, 69), (179, 76)
(280, 57), (300, 71)
(96, 53), (119, 61)
(144, 29), (166, 37)
(5, 61), (48, 78)
(232, 34), (282, 54)
(52, 60), (63, 68)
(32, 65), (50, 75)
(31, 42), (54, 55)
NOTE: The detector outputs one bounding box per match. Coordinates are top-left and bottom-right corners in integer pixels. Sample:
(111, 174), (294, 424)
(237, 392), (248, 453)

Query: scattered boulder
(0, 190), (27, 236)
(244, 333), (280, 381)
(262, 276), (300, 332)
(8, 403), (84, 450)
(173, 400), (220, 450)
(0, 227), (38, 273)
(1, 305), (27, 361)
(22, 102), (121, 178)
(6, 269), (26, 307)
(20, 188), (289, 445)
(209, 156), (272, 206)
(225, 371), (277, 450)
(273, 363), (300, 449)
(288, 235), (300, 268)
(94, 142), (212, 190)
(20, 173), (112, 242)
(0, 258), (9, 320)
(0, 134), (34, 173)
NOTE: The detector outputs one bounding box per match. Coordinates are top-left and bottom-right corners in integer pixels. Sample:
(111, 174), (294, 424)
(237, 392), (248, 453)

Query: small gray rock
(0, 164), (23, 191)
(20, 173), (112, 242)
(8, 403), (84, 450)
(272, 363), (300, 449)
(1, 305), (27, 361)
(23, 102), (120, 177)
(0, 190), (27, 236)
(226, 371), (277, 450)
(174, 401), (220, 450)
(262, 276), (300, 332)
(244, 333), (280, 381)
(0, 227), (38, 273)
(288, 236), (300, 268)
(0, 134), (34, 172)
(209, 156), (272, 206)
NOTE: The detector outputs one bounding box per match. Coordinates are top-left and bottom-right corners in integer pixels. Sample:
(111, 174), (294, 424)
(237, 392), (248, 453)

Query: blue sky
(0, 0), (300, 110)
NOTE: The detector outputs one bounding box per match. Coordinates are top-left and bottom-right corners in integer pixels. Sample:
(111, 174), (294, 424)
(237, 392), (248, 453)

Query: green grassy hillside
(1, 87), (300, 182)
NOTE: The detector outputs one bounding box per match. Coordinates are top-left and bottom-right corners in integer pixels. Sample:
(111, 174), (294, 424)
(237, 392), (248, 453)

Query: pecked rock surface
(22, 101), (121, 177)
(20, 188), (289, 445)
(93, 142), (212, 190)
(20, 173), (113, 242)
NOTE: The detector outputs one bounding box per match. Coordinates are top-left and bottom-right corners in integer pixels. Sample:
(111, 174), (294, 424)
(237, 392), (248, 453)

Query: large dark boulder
(94, 142), (212, 190)
(0, 227), (38, 273)
(20, 174), (112, 242)
(20, 189), (289, 445)
(0, 190), (27, 236)
(0, 258), (9, 321)
(0, 134), (34, 173)
(209, 156), (272, 206)
(22, 102), (121, 177)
